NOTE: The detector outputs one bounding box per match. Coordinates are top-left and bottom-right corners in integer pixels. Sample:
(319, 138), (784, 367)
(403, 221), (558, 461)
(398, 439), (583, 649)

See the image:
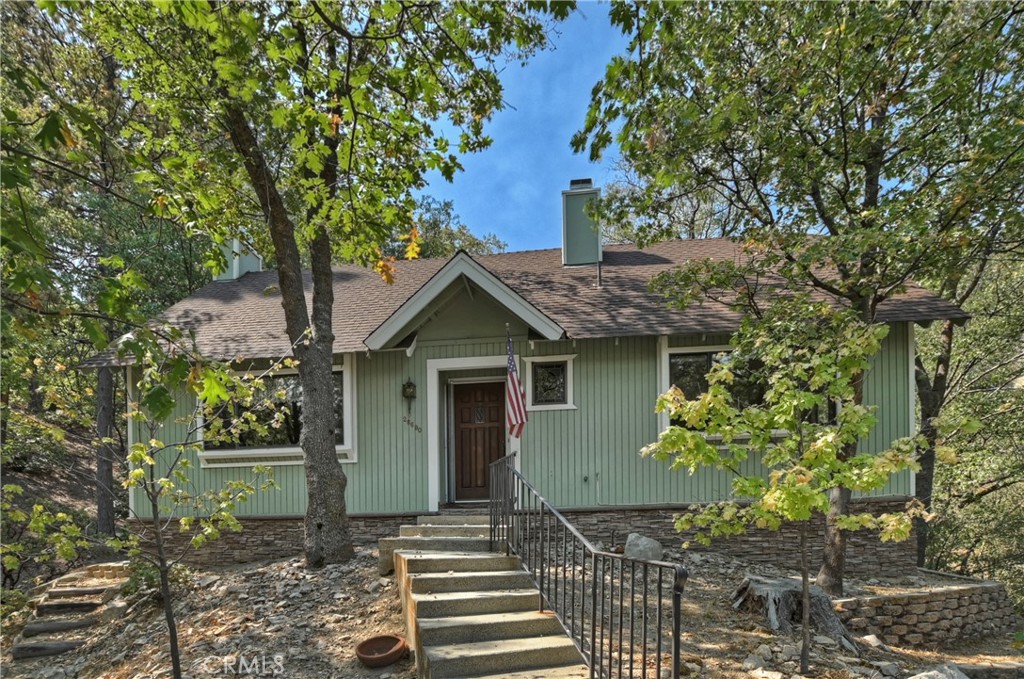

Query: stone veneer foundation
(151, 515), (415, 567)
(834, 570), (1021, 647)
(560, 498), (918, 577)
(154, 499), (915, 575)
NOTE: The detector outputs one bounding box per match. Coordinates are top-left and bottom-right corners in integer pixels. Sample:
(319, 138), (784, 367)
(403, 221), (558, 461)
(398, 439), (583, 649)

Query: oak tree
(577, 1), (1023, 594)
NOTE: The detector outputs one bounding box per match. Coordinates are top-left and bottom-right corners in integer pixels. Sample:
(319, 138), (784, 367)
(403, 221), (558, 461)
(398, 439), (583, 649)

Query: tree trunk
(28, 359), (43, 414)
(731, 575), (854, 651)
(95, 366), (117, 536)
(223, 102), (354, 566)
(299, 343), (355, 567)
(914, 425), (938, 567)
(817, 295), (872, 596)
(816, 485), (851, 596)
(800, 523), (811, 675)
(913, 318), (954, 566)
(147, 479), (182, 679)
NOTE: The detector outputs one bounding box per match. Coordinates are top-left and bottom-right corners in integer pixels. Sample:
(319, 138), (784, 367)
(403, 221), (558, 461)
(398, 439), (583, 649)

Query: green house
(98, 181), (966, 539)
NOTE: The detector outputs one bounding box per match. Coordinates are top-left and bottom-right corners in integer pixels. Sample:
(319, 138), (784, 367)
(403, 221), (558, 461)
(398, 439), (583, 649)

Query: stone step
(396, 551), (520, 575)
(451, 664), (590, 679)
(418, 610), (564, 647)
(35, 599), (102, 616)
(22, 617), (96, 637)
(400, 525), (492, 538)
(417, 514), (490, 526)
(424, 635), (582, 678)
(409, 569), (533, 594)
(379, 537), (493, 575)
(47, 586), (110, 599)
(411, 589), (540, 618)
(10, 639), (86, 659)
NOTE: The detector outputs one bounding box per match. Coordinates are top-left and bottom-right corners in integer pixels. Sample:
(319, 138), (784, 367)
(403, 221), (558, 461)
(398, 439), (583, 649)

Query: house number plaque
(402, 415), (423, 433)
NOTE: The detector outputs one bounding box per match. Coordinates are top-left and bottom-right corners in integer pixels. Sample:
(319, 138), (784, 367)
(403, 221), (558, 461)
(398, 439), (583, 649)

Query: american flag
(506, 334), (528, 439)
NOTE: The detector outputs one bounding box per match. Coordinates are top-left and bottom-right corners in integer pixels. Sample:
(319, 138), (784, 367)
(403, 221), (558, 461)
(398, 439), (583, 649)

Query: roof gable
(364, 251), (565, 350)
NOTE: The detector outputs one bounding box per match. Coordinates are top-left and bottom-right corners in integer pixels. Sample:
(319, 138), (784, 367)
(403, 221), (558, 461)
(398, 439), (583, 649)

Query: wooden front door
(452, 381), (506, 501)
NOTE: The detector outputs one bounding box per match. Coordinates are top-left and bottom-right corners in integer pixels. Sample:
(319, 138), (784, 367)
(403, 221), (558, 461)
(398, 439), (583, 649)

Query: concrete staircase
(10, 562), (129, 660)
(382, 514), (588, 679)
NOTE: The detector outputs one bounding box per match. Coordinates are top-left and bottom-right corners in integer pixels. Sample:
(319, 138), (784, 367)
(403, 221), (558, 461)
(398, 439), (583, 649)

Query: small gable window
(524, 354), (576, 411)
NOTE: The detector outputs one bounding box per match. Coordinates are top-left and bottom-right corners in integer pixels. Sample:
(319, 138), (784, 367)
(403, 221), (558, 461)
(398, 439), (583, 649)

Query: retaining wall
(834, 571), (1021, 647)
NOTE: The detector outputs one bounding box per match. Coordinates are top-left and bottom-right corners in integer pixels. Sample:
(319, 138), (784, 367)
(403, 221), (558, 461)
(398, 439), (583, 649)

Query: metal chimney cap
(568, 178), (593, 190)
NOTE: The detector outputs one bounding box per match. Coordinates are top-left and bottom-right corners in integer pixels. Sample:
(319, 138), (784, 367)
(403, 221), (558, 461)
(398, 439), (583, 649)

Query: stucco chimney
(561, 179), (602, 266)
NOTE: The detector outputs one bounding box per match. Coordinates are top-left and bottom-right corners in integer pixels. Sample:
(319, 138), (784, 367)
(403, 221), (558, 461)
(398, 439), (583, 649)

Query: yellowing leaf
(374, 257), (396, 285)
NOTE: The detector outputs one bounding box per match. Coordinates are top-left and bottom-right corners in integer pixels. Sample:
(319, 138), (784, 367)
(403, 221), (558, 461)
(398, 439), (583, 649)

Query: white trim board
(365, 252), (564, 350)
(426, 355), (521, 512)
(126, 365), (136, 517)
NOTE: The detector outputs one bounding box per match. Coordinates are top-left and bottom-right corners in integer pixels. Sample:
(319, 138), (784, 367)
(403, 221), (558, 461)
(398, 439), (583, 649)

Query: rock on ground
(906, 665), (971, 679)
(624, 533), (664, 561)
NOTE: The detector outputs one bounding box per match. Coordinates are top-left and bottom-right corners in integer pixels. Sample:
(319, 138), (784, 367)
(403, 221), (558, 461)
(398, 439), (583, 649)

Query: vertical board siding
(133, 321), (914, 516)
(858, 322), (913, 497)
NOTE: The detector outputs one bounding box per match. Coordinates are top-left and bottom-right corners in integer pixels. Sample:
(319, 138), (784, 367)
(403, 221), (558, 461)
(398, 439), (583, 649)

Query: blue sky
(422, 4), (629, 252)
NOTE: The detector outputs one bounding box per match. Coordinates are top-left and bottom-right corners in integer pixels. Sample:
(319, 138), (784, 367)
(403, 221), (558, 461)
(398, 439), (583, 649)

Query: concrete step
(10, 639), (86, 659)
(396, 551), (520, 575)
(409, 569), (533, 594)
(400, 525), (491, 538)
(418, 610), (564, 647)
(411, 589), (539, 618)
(451, 664), (590, 679)
(47, 586), (110, 599)
(424, 635), (582, 678)
(22, 617), (96, 637)
(35, 599), (101, 616)
(379, 537), (493, 574)
(417, 514), (490, 526)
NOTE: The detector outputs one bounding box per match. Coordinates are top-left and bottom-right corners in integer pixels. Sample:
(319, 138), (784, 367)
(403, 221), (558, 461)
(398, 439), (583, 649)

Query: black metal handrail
(489, 453), (687, 679)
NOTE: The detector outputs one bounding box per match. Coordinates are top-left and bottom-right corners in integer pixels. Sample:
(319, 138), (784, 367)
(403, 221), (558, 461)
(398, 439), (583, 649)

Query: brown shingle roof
(81, 238), (967, 367)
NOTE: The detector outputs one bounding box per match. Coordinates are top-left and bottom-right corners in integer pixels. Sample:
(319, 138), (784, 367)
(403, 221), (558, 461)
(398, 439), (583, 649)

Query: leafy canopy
(576, 2), (1024, 316)
(643, 298), (920, 544)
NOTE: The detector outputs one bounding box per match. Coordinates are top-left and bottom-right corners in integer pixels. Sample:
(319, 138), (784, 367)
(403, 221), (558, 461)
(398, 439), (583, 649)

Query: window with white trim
(198, 356), (355, 468)
(666, 346), (835, 425)
(669, 350), (764, 410)
(524, 354), (576, 411)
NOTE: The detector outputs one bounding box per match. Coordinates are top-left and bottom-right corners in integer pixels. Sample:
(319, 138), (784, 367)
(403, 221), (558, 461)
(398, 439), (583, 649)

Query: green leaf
(140, 385), (176, 421)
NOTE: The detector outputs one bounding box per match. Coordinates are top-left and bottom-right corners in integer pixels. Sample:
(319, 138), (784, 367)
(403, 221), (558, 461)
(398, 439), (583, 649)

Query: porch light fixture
(402, 379), (417, 412)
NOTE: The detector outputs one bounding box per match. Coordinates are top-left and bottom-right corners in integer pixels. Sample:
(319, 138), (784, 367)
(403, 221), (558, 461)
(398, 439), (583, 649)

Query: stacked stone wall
(560, 500), (917, 577)
(145, 515), (412, 567)
(834, 573), (1021, 647)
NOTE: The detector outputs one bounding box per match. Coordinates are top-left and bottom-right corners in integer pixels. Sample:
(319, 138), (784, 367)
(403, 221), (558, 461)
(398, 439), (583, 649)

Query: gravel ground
(2, 545), (1019, 679)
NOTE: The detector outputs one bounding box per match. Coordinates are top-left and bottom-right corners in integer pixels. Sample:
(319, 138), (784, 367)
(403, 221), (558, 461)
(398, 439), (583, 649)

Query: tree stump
(731, 576), (856, 652)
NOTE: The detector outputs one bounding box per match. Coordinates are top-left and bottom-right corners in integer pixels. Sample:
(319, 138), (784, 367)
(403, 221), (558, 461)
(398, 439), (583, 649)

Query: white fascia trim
(426, 354), (521, 512)
(126, 365), (135, 516)
(908, 322), (917, 497)
(196, 353), (357, 459)
(365, 252), (565, 350)
(523, 354), (577, 411)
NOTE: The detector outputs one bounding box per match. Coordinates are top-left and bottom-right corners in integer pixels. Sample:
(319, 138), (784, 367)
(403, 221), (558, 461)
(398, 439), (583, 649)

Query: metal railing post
(672, 565), (689, 679)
